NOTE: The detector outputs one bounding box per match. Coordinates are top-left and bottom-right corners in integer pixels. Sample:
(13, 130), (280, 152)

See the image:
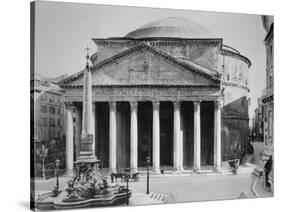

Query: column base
(130, 167), (138, 174)
(193, 168), (201, 174)
(153, 167), (161, 174)
(65, 169), (75, 177)
(110, 168), (117, 173)
(173, 167), (183, 174)
(213, 167), (222, 173)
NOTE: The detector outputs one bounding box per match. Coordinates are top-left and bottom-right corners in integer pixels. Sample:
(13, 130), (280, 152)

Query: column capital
(193, 101), (201, 112)
(130, 101), (138, 111)
(214, 100), (222, 109)
(109, 101), (116, 109)
(65, 102), (75, 112)
(92, 102), (96, 111)
(152, 101), (160, 110)
(173, 101), (180, 109)
(193, 100), (202, 104)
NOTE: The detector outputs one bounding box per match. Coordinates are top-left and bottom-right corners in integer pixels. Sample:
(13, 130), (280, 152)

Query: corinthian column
(75, 107), (81, 159)
(152, 101), (160, 173)
(214, 100), (222, 171)
(91, 102), (96, 156)
(109, 102), (117, 173)
(130, 101), (138, 173)
(173, 101), (181, 172)
(194, 101), (201, 172)
(65, 102), (74, 176)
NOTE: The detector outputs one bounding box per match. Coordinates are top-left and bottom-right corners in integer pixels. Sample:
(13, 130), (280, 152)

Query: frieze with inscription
(64, 86), (220, 102)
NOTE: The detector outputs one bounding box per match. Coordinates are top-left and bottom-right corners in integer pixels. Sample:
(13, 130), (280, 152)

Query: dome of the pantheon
(125, 17), (216, 39)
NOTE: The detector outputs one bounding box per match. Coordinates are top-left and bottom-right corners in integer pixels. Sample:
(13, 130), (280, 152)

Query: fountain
(35, 50), (131, 210)
(35, 160), (131, 210)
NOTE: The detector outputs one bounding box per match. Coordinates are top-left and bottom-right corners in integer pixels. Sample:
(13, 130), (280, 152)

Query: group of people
(264, 155), (273, 189)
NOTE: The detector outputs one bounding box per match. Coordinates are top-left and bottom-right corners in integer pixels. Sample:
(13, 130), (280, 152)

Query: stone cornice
(222, 82), (250, 92)
(61, 84), (220, 89)
(220, 49), (251, 67)
(92, 38), (223, 47)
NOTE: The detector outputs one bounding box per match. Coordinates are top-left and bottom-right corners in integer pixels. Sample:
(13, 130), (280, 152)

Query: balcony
(262, 86), (274, 103)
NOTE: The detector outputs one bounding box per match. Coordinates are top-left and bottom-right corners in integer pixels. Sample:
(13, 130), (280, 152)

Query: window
(49, 95), (55, 103)
(269, 75), (273, 87)
(238, 71), (243, 80)
(57, 119), (60, 126)
(57, 131), (61, 138)
(41, 118), (47, 126)
(49, 106), (55, 114)
(268, 110), (273, 138)
(41, 94), (47, 102)
(40, 105), (47, 113)
(57, 106), (61, 114)
(49, 118), (55, 127)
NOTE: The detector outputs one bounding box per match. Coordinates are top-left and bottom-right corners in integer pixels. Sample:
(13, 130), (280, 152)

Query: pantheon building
(59, 17), (251, 174)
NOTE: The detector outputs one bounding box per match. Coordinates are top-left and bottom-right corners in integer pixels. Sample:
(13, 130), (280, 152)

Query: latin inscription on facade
(65, 87), (220, 102)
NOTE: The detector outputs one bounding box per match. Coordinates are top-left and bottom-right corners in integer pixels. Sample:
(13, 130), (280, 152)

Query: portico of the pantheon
(59, 17), (251, 174)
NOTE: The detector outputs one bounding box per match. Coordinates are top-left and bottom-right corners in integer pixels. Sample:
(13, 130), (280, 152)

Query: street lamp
(146, 156), (150, 194)
(124, 167), (130, 206)
(37, 144), (48, 180)
(55, 158), (60, 190)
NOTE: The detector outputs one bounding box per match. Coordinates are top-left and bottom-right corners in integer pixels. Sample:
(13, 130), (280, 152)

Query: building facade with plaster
(31, 74), (66, 177)
(261, 15), (274, 155)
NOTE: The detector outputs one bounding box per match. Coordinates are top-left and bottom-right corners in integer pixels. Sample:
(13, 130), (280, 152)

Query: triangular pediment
(61, 43), (220, 87)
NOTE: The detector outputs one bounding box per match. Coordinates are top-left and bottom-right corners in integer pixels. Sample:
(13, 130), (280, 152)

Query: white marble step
(149, 192), (167, 202)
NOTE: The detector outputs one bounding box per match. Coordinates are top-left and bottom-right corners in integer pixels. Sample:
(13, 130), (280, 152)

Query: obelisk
(76, 47), (98, 166)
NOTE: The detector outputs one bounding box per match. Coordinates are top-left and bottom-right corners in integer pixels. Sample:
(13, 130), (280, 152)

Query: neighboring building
(252, 97), (263, 142)
(31, 74), (65, 142)
(261, 15), (274, 154)
(59, 17), (251, 174)
(31, 73), (66, 177)
(261, 15), (274, 191)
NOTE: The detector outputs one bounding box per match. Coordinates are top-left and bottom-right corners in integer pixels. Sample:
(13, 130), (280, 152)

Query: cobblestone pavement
(32, 142), (274, 206)
(33, 173), (260, 204)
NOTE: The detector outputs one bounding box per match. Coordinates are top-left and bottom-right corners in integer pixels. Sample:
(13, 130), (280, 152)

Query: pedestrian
(264, 155), (273, 189)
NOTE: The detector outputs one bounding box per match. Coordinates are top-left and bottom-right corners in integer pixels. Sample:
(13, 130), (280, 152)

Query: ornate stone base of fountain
(35, 159), (131, 210)
(36, 187), (131, 210)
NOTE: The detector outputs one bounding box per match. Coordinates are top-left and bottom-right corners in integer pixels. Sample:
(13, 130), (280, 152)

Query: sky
(34, 1), (267, 119)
